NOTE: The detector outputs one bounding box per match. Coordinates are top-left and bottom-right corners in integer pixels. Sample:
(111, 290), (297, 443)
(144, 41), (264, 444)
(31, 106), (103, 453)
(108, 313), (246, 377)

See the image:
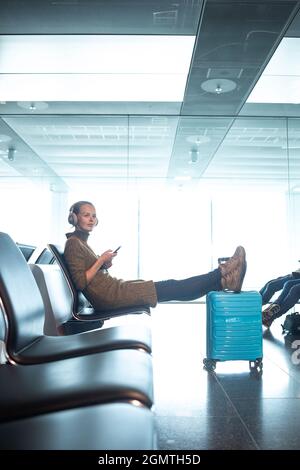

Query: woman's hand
(85, 249), (118, 285)
(100, 249), (117, 269)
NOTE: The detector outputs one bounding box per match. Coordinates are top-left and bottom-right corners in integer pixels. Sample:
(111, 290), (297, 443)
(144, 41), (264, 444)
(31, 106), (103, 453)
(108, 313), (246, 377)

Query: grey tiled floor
(151, 303), (300, 450)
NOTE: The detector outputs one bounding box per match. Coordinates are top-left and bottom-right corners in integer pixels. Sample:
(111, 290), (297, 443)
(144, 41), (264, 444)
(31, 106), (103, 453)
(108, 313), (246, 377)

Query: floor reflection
(152, 303), (300, 450)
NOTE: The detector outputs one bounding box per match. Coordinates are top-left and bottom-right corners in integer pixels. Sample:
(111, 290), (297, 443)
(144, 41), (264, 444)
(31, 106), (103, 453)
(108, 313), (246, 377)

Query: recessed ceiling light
(0, 35), (195, 101)
(247, 38), (300, 104)
(201, 78), (237, 94)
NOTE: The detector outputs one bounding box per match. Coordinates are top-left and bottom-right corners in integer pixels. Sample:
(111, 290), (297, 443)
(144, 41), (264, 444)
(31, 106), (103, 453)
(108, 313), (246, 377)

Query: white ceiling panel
(0, 35), (195, 102)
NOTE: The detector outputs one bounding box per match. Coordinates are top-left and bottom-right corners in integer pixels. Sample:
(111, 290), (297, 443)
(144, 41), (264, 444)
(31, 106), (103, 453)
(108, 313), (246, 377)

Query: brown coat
(64, 233), (157, 310)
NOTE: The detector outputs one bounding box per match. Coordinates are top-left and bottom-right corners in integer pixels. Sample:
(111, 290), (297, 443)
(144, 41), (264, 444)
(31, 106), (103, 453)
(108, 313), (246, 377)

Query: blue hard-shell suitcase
(203, 291), (263, 374)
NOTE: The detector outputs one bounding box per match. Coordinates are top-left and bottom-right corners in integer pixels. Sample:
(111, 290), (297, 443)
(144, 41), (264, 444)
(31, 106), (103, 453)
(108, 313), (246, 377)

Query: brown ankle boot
(262, 303), (280, 328)
(219, 246), (245, 274)
(220, 246), (247, 292)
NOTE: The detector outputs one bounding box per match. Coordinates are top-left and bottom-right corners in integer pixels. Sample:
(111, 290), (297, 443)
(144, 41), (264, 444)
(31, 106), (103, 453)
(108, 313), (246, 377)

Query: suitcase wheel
(249, 358), (263, 376)
(203, 358), (216, 372)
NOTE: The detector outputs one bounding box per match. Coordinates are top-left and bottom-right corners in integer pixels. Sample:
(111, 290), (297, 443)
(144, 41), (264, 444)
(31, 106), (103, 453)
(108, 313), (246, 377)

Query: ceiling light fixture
(1, 35), (195, 102)
(247, 38), (300, 104)
(7, 147), (16, 161)
(201, 78), (237, 94)
(188, 148), (199, 164)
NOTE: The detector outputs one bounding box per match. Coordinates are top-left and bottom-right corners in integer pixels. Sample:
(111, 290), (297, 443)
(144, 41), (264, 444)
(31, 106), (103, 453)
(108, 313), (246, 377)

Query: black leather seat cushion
(0, 402), (155, 450)
(0, 349), (153, 422)
(12, 323), (152, 364)
(75, 304), (151, 320)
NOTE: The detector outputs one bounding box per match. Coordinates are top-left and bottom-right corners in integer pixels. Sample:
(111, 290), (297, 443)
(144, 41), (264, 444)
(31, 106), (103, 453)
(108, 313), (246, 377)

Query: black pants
(154, 268), (222, 302)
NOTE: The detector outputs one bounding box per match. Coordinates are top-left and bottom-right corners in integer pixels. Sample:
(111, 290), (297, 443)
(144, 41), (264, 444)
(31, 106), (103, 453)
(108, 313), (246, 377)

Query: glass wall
(204, 117), (291, 291)
(0, 115), (299, 294)
(0, 178), (52, 246)
(139, 188), (212, 281)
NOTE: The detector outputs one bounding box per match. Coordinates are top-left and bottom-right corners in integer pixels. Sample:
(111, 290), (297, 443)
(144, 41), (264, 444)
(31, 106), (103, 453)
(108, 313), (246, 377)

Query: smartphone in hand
(102, 246), (121, 270)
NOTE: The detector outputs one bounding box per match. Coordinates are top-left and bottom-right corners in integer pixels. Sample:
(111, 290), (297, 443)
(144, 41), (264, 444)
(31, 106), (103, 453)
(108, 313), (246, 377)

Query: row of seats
(0, 232), (156, 449)
(17, 242), (55, 264)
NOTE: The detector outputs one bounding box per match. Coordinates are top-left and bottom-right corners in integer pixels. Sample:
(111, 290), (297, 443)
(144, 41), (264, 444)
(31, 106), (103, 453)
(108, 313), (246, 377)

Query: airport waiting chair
(0, 308), (154, 449)
(0, 232), (152, 364)
(16, 242), (36, 261)
(34, 247), (55, 264)
(48, 243), (151, 321)
(0, 402), (155, 450)
(30, 263), (104, 335)
(27, 246), (55, 264)
(0, 348), (153, 421)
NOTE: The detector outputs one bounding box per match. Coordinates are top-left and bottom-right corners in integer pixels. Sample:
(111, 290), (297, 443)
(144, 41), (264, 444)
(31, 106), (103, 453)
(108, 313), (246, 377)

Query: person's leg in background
(259, 274), (292, 305)
(271, 280), (300, 315)
(262, 280), (300, 327)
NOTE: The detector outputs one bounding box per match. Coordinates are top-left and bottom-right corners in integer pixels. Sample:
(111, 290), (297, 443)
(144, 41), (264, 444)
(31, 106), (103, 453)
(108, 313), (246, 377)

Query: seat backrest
(29, 264), (73, 335)
(16, 242), (36, 261)
(27, 246), (54, 264)
(29, 263), (103, 335)
(0, 232), (45, 354)
(48, 243), (90, 314)
(34, 248), (55, 265)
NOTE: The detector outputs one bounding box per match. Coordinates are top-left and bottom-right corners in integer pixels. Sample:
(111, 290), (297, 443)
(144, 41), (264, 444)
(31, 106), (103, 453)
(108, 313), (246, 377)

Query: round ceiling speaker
(17, 101), (49, 111)
(201, 78), (237, 94)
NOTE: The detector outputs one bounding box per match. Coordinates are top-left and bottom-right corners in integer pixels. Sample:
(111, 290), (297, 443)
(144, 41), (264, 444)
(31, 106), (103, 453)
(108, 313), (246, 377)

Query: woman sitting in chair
(64, 200), (247, 311)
